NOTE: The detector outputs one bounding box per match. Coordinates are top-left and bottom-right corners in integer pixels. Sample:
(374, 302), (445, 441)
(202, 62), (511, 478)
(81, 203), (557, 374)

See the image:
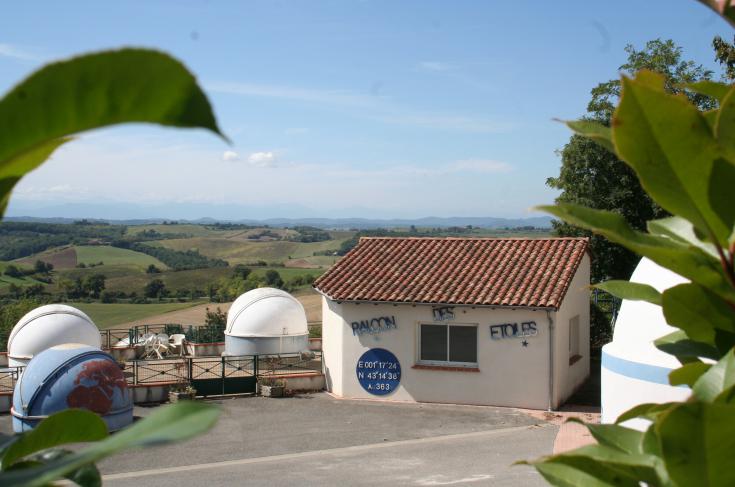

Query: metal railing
(0, 366), (22, 394)
(99, 321), (322, 348)
(125, 351), (322, 386)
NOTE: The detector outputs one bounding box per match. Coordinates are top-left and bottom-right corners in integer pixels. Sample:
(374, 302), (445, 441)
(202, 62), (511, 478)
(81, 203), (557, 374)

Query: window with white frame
(569, 315), (580, 362)
(419, 323), (477, 365)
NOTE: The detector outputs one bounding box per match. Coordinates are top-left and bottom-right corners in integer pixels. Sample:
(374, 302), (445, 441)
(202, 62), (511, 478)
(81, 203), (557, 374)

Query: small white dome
(8, 304), (101, 365)
(226, 288), (308, 338)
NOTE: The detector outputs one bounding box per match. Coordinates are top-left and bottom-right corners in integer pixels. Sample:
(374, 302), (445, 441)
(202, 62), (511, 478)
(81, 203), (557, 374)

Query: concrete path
(93, 394), (557, 486)
(0, 393), (561, 486)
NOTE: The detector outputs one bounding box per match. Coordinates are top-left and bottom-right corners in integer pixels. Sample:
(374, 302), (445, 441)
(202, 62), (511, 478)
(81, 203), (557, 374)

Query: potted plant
(258, 377), (286, 398)
(169, 383), (196, 402)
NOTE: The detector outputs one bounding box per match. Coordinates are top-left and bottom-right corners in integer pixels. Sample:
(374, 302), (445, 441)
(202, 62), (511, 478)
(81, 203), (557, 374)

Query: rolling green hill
(75, 245), (168, 269)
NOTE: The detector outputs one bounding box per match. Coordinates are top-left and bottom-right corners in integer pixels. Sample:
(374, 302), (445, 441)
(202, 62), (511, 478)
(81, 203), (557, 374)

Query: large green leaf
(715, 86), (735, 159)
(613, 71), (729, 247)
(0, 138), (70, 215)
(615, 402), (680, 424)
(654, 330), (722, 362)
(566, 419), (643, 454)
(593, 280), (661, 306)
(647, 216), (719, 259)
(0, 401), (220, 487)
(536, 203), (733, 301)
(669, 362), (712, 387)
(563, 119), (615, 154)
(613, 70), (728, 246)
(707, 158), (735, 244)
(691, 350), (735, 402)
(0, 48), (226, 217)
(539, 444), (660, 486)
(685, 80), (732, 103)
(533, 457), (641, 487)
(656, 402), (735, 487)
(661, 284), (735, 346)
(1, 409), (107, 469)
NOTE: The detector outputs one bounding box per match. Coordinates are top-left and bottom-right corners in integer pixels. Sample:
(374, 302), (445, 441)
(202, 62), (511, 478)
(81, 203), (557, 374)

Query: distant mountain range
(4, 215), (553, 229)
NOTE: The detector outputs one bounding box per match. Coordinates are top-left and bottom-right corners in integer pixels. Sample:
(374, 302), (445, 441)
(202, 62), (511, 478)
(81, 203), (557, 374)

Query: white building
(314, 237), (590, 410)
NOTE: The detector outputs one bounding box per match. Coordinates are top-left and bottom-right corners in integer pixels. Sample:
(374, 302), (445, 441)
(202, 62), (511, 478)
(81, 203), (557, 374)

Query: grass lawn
(75, 245), (167, 269)
(73, 301), (205, 329)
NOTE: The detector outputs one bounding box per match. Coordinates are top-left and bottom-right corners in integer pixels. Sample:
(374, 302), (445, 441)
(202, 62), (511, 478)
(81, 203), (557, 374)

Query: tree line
(111, 241), (229, 270)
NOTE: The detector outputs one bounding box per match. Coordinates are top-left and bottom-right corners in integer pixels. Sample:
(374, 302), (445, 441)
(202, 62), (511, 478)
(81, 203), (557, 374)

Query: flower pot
(260, 384), (285, 398)
(169, 390), (196, 402)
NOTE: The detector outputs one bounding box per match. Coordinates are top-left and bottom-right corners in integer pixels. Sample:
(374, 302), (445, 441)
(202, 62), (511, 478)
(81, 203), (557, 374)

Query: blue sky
(1, 1), (732, 220)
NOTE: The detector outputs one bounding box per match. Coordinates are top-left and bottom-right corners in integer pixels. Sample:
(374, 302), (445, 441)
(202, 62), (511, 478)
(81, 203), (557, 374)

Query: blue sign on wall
(356, 348), (401, 395)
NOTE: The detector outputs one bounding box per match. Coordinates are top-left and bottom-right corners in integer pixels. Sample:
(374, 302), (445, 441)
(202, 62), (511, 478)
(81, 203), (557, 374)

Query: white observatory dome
(601, 258), (691, 429)
(225, 288), (309, 355)
(8, 304), (101, 367)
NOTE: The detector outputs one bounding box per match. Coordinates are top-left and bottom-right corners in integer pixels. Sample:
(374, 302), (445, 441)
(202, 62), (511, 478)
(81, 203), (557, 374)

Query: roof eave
(311, 290), (558, 312)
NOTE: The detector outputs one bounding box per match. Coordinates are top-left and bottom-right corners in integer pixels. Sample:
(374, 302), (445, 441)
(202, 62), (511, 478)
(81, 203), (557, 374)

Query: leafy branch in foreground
(0, 402), (220, 487)
(526, 5), (735, 484)
(0, 47), (226, 485)
(0, 48), (228, 216)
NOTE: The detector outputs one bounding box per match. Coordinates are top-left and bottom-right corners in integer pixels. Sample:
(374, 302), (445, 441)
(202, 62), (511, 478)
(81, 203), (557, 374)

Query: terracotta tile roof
(313, 237), (588, 309)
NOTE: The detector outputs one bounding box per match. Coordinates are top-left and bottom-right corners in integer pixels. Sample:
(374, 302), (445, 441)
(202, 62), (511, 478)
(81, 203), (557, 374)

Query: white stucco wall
(322, 299), (552, 409)
(553, 253), (591, 407)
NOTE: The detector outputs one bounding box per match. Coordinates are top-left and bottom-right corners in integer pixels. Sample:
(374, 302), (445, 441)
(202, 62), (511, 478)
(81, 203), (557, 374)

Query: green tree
(547, 39), (715, 283)
(144, 278), (166, 299)
(83, 274), (106, 299)
(7, 283), (22, 299)
(146, 264), (161, 274)
(3, 264), (23, 278)
(34, 260), (53, 274)
(714, 35), (735, 80)
(264, 269), (284, 288)
(232, 264), (251, 280)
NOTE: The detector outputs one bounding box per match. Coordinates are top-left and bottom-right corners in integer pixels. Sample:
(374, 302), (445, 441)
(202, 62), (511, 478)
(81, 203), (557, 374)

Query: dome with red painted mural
(11, 343), (133, 433)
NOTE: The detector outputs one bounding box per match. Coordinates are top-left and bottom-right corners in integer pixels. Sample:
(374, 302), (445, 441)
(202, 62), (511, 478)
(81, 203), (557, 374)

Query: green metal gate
(190, 356), (257, 396)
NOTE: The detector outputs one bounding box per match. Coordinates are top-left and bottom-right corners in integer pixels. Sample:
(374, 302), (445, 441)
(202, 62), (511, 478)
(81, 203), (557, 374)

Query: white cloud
(208, 81), (512, 134)
(222, 150), (239, 161)
(247, 151), (277, 167)
(448, 159), (512, 173)
(207, 82), (380, 108)
(0, 43), (42, 62)
(418, 61), (453, 72)
(13, 184), (90, 201)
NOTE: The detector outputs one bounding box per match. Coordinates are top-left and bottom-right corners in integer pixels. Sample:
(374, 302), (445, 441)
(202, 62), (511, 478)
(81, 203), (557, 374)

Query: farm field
(151, 236), (348, 264)
(74, 245), (167, 269)
(73, 301), (206, 328)
(1, 221), (552, 303)
(16, 246), (78, 269)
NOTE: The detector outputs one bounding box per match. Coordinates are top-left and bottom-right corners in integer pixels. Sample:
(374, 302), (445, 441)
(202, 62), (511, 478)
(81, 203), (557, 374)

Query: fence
(124, 351), (322, 386)
(2, 352), (322, 398)
(592, 288), (621, 325)
(0, 366), (21, 394)
(99, 321), (322, 348)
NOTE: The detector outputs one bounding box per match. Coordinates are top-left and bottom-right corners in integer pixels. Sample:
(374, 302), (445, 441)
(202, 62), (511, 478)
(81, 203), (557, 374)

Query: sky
(1, 1), (733, 220)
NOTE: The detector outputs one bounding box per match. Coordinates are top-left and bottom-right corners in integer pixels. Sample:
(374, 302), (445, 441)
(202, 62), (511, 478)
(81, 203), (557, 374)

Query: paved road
(0, 393), (557, 486)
